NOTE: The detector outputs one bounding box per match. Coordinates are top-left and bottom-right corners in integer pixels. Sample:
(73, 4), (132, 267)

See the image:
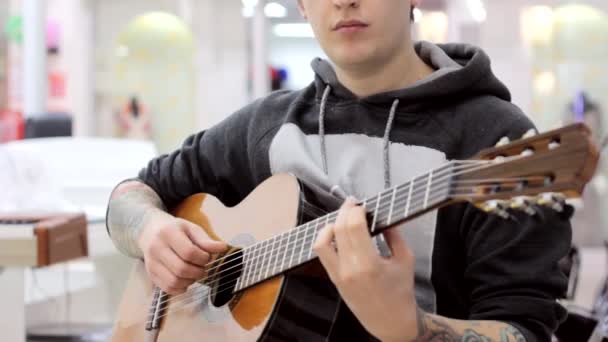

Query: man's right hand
(138, 210), (228, 295)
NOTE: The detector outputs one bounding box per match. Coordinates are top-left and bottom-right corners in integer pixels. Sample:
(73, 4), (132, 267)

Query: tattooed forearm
(414, 311), (526, 342)
(107, 181), (167, 258)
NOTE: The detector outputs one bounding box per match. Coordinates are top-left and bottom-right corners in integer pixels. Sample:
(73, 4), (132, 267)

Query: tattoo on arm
(107, 181), (167, 258)
(414, 311), (527, 342)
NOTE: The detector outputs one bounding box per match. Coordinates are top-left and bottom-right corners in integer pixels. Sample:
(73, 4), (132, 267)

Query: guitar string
(146, 160), (486, 308)
(172, 160), (465, 273)
(155, 175), (542, 315)
(146, 174), (546, 323)
(149, 155), (544, 314)
(146, 181), (544, 325)
(157, 160), (484, 278)
(150, 153), (541, 314)
(147, 157), (531, 311)
(146, 188), (457, 324)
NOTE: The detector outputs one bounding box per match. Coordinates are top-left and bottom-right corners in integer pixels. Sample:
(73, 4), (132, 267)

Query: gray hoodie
(110, 41), (571, 341)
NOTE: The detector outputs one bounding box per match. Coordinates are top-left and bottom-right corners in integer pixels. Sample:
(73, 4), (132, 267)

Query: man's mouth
(333, 19), (369, 33)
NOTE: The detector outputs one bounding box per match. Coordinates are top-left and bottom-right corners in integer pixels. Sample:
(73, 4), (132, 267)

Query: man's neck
(334, 44), (435, 98)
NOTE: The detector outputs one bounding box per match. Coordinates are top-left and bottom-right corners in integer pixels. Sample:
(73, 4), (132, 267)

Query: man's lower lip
(336, 26), (367, 33)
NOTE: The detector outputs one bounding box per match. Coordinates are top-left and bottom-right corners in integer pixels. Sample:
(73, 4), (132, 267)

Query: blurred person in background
(562, 91), (606, 247)
(117, 95), (151, 140)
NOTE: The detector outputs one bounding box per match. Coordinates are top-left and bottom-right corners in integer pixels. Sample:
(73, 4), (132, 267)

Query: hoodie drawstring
(383, 99), (399, 189)
(318, 84), (399, 190)
(319, 85), (332, 176)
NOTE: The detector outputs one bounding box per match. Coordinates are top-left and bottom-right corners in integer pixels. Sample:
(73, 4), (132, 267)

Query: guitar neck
(234, 163), (456, 291)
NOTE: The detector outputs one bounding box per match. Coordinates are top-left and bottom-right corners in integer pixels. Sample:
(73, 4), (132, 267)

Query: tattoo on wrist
(500, 326), (525, 342)
(416, 306), (428, 340)
(107, 182), (166, 258)
(414, 312), (526, 342)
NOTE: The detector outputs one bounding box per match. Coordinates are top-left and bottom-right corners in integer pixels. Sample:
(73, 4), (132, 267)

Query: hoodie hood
(311, 41), (512, 108)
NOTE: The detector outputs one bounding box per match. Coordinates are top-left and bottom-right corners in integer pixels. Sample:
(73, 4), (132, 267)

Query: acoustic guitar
(112, 123), (599, 341)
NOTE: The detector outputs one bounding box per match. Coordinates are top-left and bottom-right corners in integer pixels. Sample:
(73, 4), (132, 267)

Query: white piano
(0, 213), (88, 267)
(0, 137), (157, 342)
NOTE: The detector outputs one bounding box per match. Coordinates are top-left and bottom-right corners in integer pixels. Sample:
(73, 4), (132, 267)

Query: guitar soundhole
(210, 249), (243, 308)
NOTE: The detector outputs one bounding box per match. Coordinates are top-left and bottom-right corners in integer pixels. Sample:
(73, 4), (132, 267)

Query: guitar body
(111, 174), (369, 341)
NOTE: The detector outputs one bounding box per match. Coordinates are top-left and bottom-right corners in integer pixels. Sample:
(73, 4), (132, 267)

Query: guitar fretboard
(234, 163), (455, 291)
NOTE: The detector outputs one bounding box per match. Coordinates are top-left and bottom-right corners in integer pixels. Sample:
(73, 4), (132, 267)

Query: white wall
(47, 0), (95, 136)
(476, 0), (534, 116)
(191, 0), (249, 127)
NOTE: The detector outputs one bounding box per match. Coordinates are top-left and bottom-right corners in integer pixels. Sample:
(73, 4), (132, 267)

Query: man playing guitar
(107, 1), (572, 340)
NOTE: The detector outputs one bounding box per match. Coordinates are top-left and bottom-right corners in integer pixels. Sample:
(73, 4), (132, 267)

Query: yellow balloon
(552, 4), (608, 60)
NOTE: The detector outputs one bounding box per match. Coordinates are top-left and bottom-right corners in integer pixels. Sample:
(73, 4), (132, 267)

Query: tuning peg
(480, 200), (510, 219)
(548, 140), (561, 150)
(510, 196), (536, 216)
(520, 148), (535, 157)
(493, 155), (506, 163)
(536, 192), (566, 212)
(522, 129), (538, 139)
(495, 136), (510, 147)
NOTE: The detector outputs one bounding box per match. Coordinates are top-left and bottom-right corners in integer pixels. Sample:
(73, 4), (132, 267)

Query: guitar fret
(405, 178), (414, 217)
(244, 247), (254, 289)
(386, 186), (397, 226)
(270, 234), (282, 276)
(288, 226), (301, 268)
(312, 215), (330, 258)
(235, 248), (244, 290)
(240, 245), (249, 289)
(280, 233), (291, 272)
(274, 232), (286, 275)
(307, 219), (320, 260)
(298, 222), (311, 265)
(264, 236), (278, 279)
(257, 239), (271, 284)
(243, 243), (257, 288)
(282, 230), (293, 271)
(257, 238), (267, 282)
(280, 232), (291, 270)
(371, 194), (381, 233)
(424, 170), (433, 209)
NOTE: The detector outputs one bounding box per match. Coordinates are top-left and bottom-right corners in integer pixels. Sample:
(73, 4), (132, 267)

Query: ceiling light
(521, 6), (554, 45)
(242, 6), (254, 18)
(265, 2), (287, 18)
(467, 0), (487, 22)
(241, 0), (258, 7)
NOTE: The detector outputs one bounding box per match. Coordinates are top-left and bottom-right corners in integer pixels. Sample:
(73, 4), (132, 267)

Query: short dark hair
(410, 6), (415, 21)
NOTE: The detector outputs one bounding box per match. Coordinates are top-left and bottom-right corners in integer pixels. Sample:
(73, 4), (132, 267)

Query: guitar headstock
(450, 123), (599, 217)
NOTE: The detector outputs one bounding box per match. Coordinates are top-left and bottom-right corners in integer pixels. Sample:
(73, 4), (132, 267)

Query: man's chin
(331, 50), (378, 70)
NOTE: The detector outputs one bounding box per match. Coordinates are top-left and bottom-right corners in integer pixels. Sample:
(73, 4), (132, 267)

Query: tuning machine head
(479, 200), (510, 219)
(536, 192), (566, 212)
(509, 196), (537, 216)
(495, 136), (510, 147)
(522, 128), (538, 139)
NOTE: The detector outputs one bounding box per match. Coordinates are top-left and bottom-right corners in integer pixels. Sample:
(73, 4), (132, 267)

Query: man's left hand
(314, 197), (421, 342)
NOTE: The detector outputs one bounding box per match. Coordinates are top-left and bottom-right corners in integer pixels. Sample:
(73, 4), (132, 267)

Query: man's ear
(297, 0), (308, 20)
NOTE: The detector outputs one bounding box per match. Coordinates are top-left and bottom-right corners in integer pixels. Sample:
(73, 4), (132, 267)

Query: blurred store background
(0, 1), (607, 341)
